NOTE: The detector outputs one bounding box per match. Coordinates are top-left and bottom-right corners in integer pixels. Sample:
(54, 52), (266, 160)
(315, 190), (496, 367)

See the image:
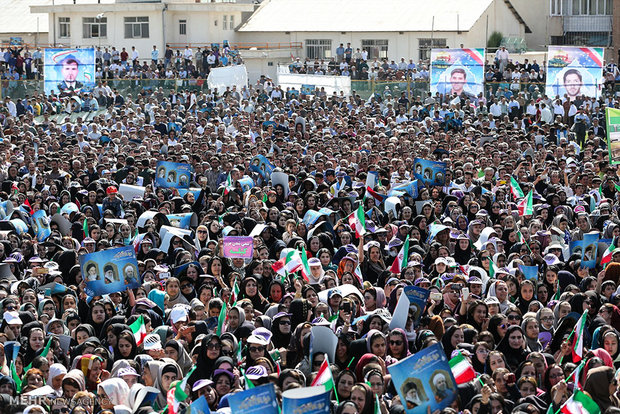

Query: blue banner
(403, 286), (430, 327)
(249, 155), (274, 180)
(228, 383), (279, 414)
(80, 246), (140, 297)
(518, 264), (539, 282)
(238, 176), (255, 192)
(155, 161), (193, 189)
(430, 49), (485, 101)
(189, 395), (211, 414)
(281, 386), (331, 414)
(545, 47), (604, 100)
(166, 213), (197, 229)
(44, 48), (96, 96)
(582, 232), (599, 269)
(391, 180), (419, 198)
(32, 210), (51, 242)
(388, 342), (458, 414)
(413, 158), (446, 186)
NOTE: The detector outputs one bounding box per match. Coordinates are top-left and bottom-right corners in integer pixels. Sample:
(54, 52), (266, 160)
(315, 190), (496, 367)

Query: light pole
(96, 13), (104, 49)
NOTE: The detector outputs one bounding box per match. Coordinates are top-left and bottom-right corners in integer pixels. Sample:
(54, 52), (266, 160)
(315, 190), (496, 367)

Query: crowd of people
(1, 41), (620, 414)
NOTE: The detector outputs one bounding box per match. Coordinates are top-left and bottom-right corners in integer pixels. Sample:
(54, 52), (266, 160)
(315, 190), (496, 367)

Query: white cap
(143, 334), (162, 351)
(3, 311), (21, 325)
(170, 307), (188, 324)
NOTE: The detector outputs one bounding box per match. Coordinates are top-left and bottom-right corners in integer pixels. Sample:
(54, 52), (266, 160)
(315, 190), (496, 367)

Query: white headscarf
(98, 378), (130, 407)
(48, 363), (67, 395)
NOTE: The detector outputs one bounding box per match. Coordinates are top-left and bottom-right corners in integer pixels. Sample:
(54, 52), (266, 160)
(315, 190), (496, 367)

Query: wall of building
(510, 0), (548, 49)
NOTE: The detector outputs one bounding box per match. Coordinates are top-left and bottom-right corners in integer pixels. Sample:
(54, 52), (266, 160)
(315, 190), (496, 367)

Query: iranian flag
(167, 366), (196, 414)
(130, 315), (147, 346)
(366, 186), (387, 205)
(389, 235), (410, 274)
(300, 247), (311, 282)
(223, 173), (234, 195)
(311, 358), (337, 401)
(517, 190), (534, 216)
(510, 176), (524, 199)
(600, 237), (617, 266)
(216, 302), (227, 336)
(348, 205), (367, 238)
(560, 390), (600, 414)
(230, 280), (240, 306)
(488, 256), (499, 278)
(572, 310), (587, 362)
(449, 352), (476, 385)
(354, 264), (364, 286)
(272, 250), (303, 276)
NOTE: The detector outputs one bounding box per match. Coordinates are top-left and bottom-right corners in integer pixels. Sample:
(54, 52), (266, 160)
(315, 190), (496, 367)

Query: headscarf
(98, 378), (130, 407)
(48, 363), (67, 395)
(72, 354), (103, 391)
(584, 366), (615, 411)
(164, 339), (193, 375)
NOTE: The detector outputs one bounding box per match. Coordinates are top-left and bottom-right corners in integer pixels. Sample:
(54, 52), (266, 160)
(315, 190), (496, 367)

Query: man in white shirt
(495, 46), (509, 72)
(540, 103), (553, 124)
(183, 46), (193, 66)
(4, 97), (16, 117)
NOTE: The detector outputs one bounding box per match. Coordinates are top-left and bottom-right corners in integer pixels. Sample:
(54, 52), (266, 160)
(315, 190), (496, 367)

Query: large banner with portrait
(44, 48), (96, 96)
(545, 46), (603, 100)
(80, 246), (140, 297)
(606, 107), (620, 165)
(155, 161), (193, 189)
(388, 342), (458, 414)
(430, 48), (485, 101)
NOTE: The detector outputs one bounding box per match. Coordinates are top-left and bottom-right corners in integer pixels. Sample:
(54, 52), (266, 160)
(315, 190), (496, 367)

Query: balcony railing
(563, 15), (612, 32)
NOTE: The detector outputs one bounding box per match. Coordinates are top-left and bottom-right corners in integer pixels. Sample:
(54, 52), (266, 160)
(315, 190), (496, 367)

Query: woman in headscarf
(164, 339), (193, 375)
(521, 316), (543, 352)
(583, 366), (617, 412)
(441, 325), (464, 359)
(153, 359), (182, 411)
(271, 312), (292, 349)
(97, 378), (130, 409)
(48, 363), (67, 397)
(188, 334), (222, 385)
(363, 287), (386, 312)
(496, 325), (528, 371)
(453, 234), (472, 265)
(387, 328), (410, 362)
(514, 280), (536, 315)
(239, 276), (269, 313)
(72, 354), (103, 392)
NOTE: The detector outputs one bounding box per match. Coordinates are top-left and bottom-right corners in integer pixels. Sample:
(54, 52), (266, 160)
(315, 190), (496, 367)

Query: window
(59, 17), (70, 38)
(230, 15), (234, 30)
(361, 39), (388, 60)
(570, 0), (611, 14)
(124, 17), (149, 39)
(83, 17), (107, 38)
(179, 19), (187, 35)
(306, 39), (332, 60)
(223, 15), (227, 30)
(418, 38), (447, 61)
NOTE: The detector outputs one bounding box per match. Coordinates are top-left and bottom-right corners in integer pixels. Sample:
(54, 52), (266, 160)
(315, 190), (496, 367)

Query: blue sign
(249, 155), (274, 180)
(518, 264), (539, 282)
(430, 49), (485, 100)
(388, 342), (458, 414)
(80, 246), (140, 297)
(228, 383), (279, 414)
(403, 286), (430, 327)
(545, 47), (604, 100)
(413, 158), (446, 186)
(391, 180), (419, 198)
(189, 395), (211, 414)
(582, 232), (599, 269)
(282, 386), (331, 414)
(44, 48), (96, 96)
(155, 161), (193, 189)
(32, 210), (51, 242)
(166, 213), (197, 230)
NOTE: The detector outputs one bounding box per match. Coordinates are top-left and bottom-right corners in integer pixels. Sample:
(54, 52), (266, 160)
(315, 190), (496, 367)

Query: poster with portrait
(32, 210), (51, 242)
(606, 107), (620, 165)
(390, 286), (429, 330)
(79, 246), (140, 297)
(166, 213), (198, 229)
(44, 48), (96, 96)
(545, 46), (604, 100)
(155, 161), (193, 189)
(229, 383), (278, 414)
(582, 232), (599, 269)
(430, 49), (485, 101)
(249, 155), (275, 180)
(413, 158), (446, 186)
(388, 342), (458, 414)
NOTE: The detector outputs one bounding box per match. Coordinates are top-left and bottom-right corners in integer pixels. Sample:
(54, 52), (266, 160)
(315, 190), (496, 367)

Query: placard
(223, 236), (254, 259)
(44, 48), (96, 95)
(155, 161), (193, 189)
(80, 246), (140, 296)
(413, 158), (446, 186)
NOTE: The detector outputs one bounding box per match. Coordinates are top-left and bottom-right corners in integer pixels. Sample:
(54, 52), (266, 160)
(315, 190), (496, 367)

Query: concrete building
(30, 0), (257, 54)
(0, 0), (51, 46)
(236, 0), (530, 80)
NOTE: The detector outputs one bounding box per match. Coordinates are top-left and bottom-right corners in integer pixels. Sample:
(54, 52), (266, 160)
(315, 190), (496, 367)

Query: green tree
(487, 31), (503, 49)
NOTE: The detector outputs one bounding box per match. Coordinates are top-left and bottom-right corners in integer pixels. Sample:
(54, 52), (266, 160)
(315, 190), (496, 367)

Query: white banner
(207, 65), (248, 91)
(277, 71), (351, 96)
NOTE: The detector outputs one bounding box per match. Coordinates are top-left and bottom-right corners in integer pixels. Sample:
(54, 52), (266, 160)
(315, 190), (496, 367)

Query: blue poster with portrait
(282, 387), (331, 414)
(388, 342), (458, 414)
(32, 210), (51, 242)
(404, 286), (430, 327)
(155, 161), (193, 189)
(545, 47), (604, 100)
(44, 48), (96, 96)
(413, 158), (446, 186)
(430, 49), (485, 102)
(582, 232), (599, 269)
(79, 246), (140, 297)
(249, 155), (275, 180)
(228, 383), (279, 414)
